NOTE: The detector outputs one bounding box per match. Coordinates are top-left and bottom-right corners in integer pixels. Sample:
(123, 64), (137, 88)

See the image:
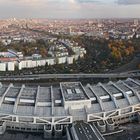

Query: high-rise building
(134, 19), (139, 26)
(68, 26), (72, 34)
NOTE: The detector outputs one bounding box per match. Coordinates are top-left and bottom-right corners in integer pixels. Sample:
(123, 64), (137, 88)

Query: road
(0, 71), (140, 81)
(0, 131), (66, 140)
(73, 122), (105, 140)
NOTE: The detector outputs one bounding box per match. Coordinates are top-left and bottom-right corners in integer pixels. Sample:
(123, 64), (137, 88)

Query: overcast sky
(0, 0), (140, 19)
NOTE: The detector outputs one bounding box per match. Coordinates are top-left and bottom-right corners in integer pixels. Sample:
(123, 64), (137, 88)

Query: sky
(0, 0), (140, 19)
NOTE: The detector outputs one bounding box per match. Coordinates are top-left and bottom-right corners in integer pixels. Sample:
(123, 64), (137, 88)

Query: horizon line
(0, 17), (140, 20)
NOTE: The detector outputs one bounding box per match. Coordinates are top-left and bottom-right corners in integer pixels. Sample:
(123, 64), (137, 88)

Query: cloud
(0, 0), (44, 7)
(14, 0), (44, 6)
(117, 0), (140, 5)
(0, 0), (140, 19)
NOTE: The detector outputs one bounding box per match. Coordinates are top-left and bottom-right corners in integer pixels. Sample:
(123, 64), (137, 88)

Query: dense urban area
(0, 18), (140, 75)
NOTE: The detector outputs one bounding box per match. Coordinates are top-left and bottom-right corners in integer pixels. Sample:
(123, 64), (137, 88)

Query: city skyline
(0, 0), (140, 19)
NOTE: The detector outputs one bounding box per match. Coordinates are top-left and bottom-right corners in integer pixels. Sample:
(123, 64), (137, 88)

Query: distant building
(134, 19), (139, 26)
(7, 62), (15, 71)
(0, 63), (6, 71)
(67, 56), (74, 64)
(32, 54), (42, 60)
(68, 26), (72, 34)
(57, 56), (67, 64)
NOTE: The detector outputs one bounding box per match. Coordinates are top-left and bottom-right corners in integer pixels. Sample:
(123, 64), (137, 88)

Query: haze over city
(0, 0), (140, 19)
